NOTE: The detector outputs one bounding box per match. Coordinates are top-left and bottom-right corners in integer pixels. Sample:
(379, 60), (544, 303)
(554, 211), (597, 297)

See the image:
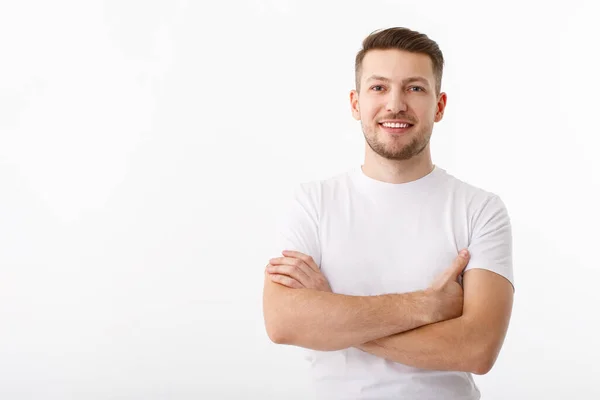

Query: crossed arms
(262, 251), (513, 375)
(263, 187), (514, 375)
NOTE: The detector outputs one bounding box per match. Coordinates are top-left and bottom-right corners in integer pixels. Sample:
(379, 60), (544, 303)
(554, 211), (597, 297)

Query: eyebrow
(365, 75), (430, 86)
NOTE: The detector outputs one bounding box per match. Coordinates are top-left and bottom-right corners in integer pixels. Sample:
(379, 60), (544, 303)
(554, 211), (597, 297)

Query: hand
(265, 250), (332, 292)
(426, 249), (471, 323)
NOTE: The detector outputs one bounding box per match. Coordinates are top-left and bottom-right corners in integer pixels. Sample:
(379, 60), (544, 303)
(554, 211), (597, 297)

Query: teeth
(381, 122), (410, 128)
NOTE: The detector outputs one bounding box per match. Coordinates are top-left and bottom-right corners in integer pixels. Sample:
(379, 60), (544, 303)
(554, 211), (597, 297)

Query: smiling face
(350, 49), (447, 161)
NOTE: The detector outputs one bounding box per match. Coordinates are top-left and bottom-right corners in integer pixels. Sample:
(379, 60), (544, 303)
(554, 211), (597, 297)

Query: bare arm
(263, 250), (469, 352)
(263, 273), (441, 351)
(355, 268), (514, 374)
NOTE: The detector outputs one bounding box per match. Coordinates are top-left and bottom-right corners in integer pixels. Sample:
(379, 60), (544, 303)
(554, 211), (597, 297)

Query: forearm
(356, 315), (489, 374)
(264, 281), (438, 351)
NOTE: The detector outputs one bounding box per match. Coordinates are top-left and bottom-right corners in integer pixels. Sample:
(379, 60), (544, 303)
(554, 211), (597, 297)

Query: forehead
(361, 49), (435, 84)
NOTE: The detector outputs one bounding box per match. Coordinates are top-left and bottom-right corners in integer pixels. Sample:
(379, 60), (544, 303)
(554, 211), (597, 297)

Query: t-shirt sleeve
(464, 194), (514, 290)
(271, 182), (322, 268)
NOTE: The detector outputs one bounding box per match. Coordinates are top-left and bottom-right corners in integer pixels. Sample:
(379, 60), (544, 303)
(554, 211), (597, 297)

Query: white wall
(1, 0), (598, 399)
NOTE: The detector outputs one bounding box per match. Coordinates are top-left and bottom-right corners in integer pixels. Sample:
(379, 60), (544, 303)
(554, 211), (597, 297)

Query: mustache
(377, 114), (417, 124)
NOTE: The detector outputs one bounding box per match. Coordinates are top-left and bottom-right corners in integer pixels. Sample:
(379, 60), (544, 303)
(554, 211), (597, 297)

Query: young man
(262, 27), (514, 399)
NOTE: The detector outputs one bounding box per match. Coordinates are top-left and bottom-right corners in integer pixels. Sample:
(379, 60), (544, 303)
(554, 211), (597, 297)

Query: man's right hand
(426, 249), (470, 323)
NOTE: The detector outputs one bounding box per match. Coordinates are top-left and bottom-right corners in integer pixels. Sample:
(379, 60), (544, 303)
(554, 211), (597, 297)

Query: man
(262, 27), (514, 399)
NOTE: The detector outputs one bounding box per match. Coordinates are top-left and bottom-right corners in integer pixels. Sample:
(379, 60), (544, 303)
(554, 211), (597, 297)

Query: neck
(361, 144), (434, 184)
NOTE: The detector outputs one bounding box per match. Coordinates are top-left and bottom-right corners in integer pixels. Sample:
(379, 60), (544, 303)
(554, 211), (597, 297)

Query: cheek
(359, 103), (379, 121)
(418, 98), (439, 115)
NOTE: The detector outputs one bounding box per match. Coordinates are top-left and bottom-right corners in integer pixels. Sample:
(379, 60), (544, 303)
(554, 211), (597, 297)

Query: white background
(1, 0), (598, 399)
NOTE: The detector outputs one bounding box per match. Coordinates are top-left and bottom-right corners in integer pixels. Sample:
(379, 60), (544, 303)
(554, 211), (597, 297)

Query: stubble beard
(362, 121), (432, 161)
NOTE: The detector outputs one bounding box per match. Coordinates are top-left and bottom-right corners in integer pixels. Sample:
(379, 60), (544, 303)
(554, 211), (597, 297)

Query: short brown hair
(355, 27), (444, 95)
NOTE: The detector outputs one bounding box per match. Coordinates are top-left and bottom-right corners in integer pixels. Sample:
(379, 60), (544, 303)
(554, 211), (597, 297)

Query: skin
(264, 49), (513, 374)
(263, 250), (470, 352)
(266, 252), (513, 374)
(350, 48), (447, 184)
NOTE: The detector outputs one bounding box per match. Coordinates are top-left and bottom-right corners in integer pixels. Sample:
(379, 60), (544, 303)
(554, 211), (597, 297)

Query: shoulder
(291, 168), (355, 206)
(440, 168), (510, 217)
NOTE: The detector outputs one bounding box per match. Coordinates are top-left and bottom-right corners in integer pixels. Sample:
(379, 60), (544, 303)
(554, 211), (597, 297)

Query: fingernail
(460, 250), (469, 258)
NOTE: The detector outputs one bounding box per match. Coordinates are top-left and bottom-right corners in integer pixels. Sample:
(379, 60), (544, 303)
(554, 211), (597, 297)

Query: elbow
(265, 319), (339, 351)
(469, 344), (499, 375)
(265, 323), (289, 345)
(264, 313), (291, 345)
(263, 293), (293, 345)
(264, 310), (300, 346)
(470, 358), (494, 375)
(265, 323), (332, 350)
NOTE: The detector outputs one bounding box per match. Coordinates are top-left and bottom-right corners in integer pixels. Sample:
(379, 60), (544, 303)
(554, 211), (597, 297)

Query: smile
(378, 122), (414, 135)
(380, 122), (412, 128)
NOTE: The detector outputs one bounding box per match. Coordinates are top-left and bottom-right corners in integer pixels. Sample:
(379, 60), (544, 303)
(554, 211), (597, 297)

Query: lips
(380, 122), (412, 128)
(378, 121), (414, 135)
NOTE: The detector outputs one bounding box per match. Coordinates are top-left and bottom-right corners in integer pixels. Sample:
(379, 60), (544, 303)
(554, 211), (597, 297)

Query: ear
(350, 89), (361, 121)
(434, 92), (447, 122)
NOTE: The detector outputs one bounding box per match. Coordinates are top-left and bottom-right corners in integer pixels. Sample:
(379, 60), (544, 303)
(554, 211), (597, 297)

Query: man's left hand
(266, 250), (332, 292)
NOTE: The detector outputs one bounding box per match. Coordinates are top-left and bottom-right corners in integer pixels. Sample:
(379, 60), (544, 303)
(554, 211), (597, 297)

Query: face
(350, 49), (447, 161)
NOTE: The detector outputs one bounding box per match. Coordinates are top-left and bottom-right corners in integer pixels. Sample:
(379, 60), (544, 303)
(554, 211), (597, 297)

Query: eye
(370, 85), (385, 92)
(409, 86), (425, 92)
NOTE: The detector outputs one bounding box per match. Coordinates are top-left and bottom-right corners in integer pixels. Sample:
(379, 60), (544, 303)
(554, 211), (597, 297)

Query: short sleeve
(271, 182), (322, 268)
(465, 194), (514, 290)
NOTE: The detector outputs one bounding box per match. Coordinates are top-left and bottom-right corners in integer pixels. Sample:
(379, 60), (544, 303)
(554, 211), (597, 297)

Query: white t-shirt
(272, 164), (514, 400)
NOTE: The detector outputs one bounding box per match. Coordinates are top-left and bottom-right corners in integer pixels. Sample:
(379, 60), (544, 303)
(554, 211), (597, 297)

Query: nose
(385, 91), (408, 113)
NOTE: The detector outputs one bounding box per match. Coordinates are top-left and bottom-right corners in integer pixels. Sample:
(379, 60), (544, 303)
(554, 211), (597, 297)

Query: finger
(281, 250), (320, 272)
(269, 273), (304, 289)
(267, 263), (311, 284)
(269, 256), (315, 277)
(447, 249), (470, 279)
